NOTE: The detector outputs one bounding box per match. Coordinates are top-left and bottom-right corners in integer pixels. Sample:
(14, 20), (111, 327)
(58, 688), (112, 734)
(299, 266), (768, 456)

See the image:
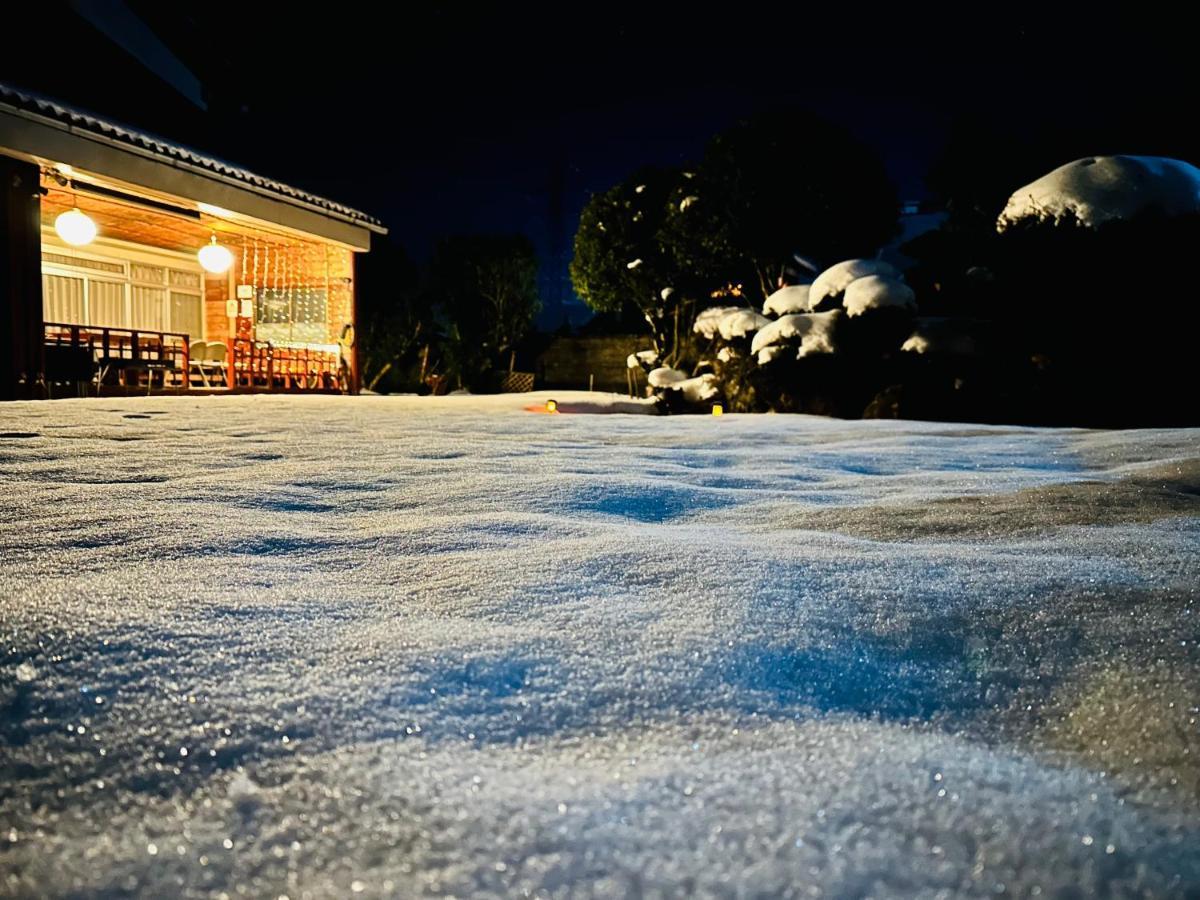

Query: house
(0, 82), (386, 400)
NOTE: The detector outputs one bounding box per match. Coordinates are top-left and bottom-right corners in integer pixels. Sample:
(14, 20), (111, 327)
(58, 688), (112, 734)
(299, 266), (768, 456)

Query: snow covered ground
(2, 393), (1198, 898)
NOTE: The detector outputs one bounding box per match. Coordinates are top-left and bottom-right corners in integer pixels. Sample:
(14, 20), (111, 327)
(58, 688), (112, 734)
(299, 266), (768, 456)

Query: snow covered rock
(997, 156), (1200, 231)
(751, 310), (843, 362)
(808, 259), (900, 311)
(693, 306), (742, 339)
(717, 309), (771, 341)
(763, 284), (813, 316)
(842, 275), (916, 318)
(647, 367), (688, 388)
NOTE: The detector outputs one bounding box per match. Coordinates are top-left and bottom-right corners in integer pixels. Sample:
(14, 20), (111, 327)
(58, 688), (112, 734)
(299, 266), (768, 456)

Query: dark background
(4, 5), (1196, 327)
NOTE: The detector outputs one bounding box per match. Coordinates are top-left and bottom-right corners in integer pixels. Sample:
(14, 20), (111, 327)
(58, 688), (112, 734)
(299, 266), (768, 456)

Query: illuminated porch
(39, 170), (356, 395)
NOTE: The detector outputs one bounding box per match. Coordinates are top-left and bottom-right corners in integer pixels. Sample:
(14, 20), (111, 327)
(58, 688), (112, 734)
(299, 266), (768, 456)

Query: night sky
(5, 7), (1196, 326)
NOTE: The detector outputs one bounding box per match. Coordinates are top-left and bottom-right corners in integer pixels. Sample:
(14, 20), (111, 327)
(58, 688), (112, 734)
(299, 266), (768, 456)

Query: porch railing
(44, 322), (189, 390)
(230, 339), (343, 391)
(43, 322), (344, 393)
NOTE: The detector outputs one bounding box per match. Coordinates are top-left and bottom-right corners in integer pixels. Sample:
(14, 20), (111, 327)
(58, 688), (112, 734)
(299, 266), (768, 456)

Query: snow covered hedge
(997, 156), (1200, 232)
(637, 259), (974, 415)
(638, 154), (1200, 423)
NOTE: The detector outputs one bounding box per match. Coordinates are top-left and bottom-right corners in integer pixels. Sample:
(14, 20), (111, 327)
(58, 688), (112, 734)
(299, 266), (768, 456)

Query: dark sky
(6, 6), (1197, 326)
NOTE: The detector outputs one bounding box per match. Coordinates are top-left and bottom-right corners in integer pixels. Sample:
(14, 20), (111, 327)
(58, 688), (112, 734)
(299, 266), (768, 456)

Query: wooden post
(0, 157), (44, 400)
(348, 249), (361, 395)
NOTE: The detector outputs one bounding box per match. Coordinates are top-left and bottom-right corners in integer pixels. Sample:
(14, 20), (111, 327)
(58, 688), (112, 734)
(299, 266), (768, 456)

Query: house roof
(0, 82), (386, 234)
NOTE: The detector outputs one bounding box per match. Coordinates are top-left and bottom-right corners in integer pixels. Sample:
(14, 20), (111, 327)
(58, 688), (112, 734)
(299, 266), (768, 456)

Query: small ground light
(712, 402), (724, 416)
(546, 399), (558, 413)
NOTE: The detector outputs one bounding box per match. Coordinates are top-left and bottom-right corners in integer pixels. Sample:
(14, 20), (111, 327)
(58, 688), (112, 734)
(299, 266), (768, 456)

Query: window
(88, 280), (126, 327)
(43, 274), (84, 323)
(255, 288), (328, 343)
(171, 292), (203, 340)
(41, 244), (206, 339)
(131, 286), (166, 331)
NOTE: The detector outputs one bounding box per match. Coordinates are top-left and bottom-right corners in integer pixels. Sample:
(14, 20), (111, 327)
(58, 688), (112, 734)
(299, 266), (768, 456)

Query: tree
(430, 234), (540, 389)
(355, 238), (431, 393)
(666, 111), (900, 302)
(570, 167), (709, 366)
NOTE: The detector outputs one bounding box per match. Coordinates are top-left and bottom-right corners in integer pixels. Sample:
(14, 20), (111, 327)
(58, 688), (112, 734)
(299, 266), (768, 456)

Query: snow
(647, 367), (687, 388)
(751, 310), (843, 360)
(670, 373), (719, 404)
(626, 258), (643, 269)
(997, 155), (1200, 231)
(902, 318), (980, 355)
(692, 305), (741, 339)
(716, 309), (770, 341)
(2, 394), (1199, 897)
(842, 274), (917, 318)
(763, 284), (813, 316)
(679, 195), (699, 211)
(808, 259), (901, 310)
(626, 350), (659, 370)
(756, 345), (787, 364)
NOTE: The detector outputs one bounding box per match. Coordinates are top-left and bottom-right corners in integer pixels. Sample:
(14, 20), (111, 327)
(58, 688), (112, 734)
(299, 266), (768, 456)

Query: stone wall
(537, 334), (647, 393)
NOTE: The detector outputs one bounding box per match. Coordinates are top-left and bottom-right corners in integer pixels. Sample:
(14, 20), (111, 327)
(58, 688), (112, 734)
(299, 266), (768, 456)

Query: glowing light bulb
(198, 235), (234, 274)
(712, 402), (724, 416)
(55, 208), (97, 246)
(546, 399), (558, 413)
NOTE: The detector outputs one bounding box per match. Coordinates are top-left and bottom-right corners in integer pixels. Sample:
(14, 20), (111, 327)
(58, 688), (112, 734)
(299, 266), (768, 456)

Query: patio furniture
(189, 340), (228, 388)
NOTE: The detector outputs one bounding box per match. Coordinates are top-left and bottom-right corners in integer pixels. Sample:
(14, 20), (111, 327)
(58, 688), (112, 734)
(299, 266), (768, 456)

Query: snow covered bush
(762, 284), (812, 316)
(992, 155), (1200, 425)
(997, 156), (1200, 232)
(682, 259), (930, 415)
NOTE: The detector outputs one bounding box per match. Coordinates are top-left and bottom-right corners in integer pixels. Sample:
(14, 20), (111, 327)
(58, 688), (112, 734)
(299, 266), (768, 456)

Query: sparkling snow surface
(2, 394), (1199, 898)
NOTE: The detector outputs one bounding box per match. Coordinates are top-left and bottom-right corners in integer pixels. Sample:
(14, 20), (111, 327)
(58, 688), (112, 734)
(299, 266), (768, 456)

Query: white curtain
(88, 280), (127, 328)
(131, 286), (166, 332)
(170, 292), (203, 339)
(43, 274), (85, 324)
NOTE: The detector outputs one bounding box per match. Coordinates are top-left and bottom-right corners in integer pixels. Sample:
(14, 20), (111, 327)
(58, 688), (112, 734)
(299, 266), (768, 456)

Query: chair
(205, 341), (228, 387)
(188, 340), (228, 388)
(189, 340), (210, 387)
